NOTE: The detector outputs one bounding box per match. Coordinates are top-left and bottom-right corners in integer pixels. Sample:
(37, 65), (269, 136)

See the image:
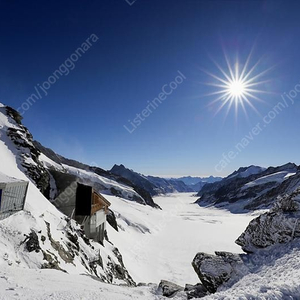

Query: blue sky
(1, 0), (300, 177)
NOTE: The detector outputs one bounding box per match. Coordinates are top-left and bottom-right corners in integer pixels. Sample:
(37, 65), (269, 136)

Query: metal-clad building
(54, 182), (111, 244)
(0, 172), (28, 221)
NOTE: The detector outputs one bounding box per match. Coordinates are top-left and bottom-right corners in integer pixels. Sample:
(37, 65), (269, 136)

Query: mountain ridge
(196, 163), (299, 212)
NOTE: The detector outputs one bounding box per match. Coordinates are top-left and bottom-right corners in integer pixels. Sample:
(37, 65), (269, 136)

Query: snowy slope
(205, 239), (300, 299)
(197, 163), (299, 211)
(38, 151), (149, 204)
(0, 104), (134, 286)
(62, 163), (147, 204)
(2, 102), (300, 299)
(0, 265), (164, 300)
(227, 165), (266, 179)
(241, 171), (296, 190)
(107, 193), (255, 286)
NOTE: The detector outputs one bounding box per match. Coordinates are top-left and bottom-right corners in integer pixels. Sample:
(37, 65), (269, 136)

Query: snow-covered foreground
(1, 241), (300, 300)
(0, 265), (161, 300)
(107, 193), (255, 286)
(206, 239), (300, 299)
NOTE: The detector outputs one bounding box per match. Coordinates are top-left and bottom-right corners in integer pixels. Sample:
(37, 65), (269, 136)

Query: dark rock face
(49, 170), (78, 200)
(132, 185), (161, 209)
(24, 230), (41, 253)
(236, 211), (300, 253)
(184, 283), (209, 299)
(191, 190), (300, 297)
(4, 106), (50, 196)
(192, 252), (246, 293)
(236, 191), (300, 253)
(244, 171), (300, 211)
(106, 247), (136, 286)
(111, 164), (159, 196)
(158, 280), (184, 297)
(7, 126), (50, 195)
(5, 106), (23, 125)
(107, 209), (118, 231)
(110, 164), (196, 197)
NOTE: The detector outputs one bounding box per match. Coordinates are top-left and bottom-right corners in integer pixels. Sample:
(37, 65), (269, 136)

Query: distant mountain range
(3, 103), (300, 216)
(196, 163), (300, 212)
(2, 105), (219, 211)
(174, 176), (222, 185)
(172, 176), (222, 192)
(2, 103), (300, 298)
(110, 165), (222, 196)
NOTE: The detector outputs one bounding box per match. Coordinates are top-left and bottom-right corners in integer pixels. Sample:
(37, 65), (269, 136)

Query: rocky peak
(2, 106), (50, 196)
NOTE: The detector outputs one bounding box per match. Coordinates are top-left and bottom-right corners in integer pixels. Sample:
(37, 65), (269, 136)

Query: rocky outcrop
(0, 104), (141, 287)
(23, 230), (41, 253)
(244, 170), (300, 211)
(107, 247), (136, 286)
(132, 185), (161, 209)
(184, 283), (209, 299)
(192, 189), (300, 296)
(5, 108), (50, 196)
(192, 252), (247, 293)
(157, 280), (209, 299)
(107, 209), (118, 231)
(158, 280), (184, 297)
(236, 191), (300, 253)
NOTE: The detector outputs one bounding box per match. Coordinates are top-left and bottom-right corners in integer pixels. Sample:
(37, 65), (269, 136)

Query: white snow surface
(239, 166), (266, 178)
(205, 240), (300, 299)
(0, 171), (25, 183)
(228, 166), (265, 180)
(0, 105), (135, 285)
(242, 171), (295, 190)
(38, 150), (146, 203)
(0, 265), (165, 300)
(1, 103), (300, 299)
(107, 193), (255, 286)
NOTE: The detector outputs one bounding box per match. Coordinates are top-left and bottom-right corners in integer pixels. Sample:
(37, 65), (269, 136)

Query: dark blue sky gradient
(0, 0), (300, 176)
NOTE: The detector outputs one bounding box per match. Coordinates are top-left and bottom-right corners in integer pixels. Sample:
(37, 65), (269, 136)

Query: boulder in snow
(158, 280), (184, 297)
(184, 283), (208, 299)
(192, 251), (246, 293)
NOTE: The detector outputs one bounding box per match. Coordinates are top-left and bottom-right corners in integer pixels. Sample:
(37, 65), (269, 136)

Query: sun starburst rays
(204, 51), (273, 119)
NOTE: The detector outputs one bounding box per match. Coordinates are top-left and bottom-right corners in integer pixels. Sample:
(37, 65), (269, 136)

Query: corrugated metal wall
(0, 181), (28, 220)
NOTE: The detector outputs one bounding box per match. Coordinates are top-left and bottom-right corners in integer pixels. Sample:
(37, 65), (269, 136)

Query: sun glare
(228, 80), (245, 98)
(204, 49), (273, 118)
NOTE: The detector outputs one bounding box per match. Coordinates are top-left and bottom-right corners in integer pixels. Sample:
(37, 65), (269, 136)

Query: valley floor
(107, 193), (256, 285)
(1, 193), (299, 299)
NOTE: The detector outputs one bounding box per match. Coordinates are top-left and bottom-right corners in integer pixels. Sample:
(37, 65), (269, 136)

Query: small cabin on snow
(0, 172), (28, 221)
(55, 182), (111, 244)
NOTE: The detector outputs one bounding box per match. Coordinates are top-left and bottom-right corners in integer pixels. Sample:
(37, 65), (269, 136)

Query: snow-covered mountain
(2, 103), (300, 299)
(192, 188), (300, 299)
(110, 164), (198, 194)
(173, 176), (222, 190)
(110, 165), (222, 195)
(32, 143), (160, 208)
(0, 107), (159, 209)
(196, 164), (299, 212)
(0, 104), (135, 286)
(168, 176), (222, 192)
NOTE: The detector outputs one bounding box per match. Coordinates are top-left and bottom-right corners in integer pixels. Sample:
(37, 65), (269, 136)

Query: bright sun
(204, 50), (273, 117)
(228, 80), (245, 98)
